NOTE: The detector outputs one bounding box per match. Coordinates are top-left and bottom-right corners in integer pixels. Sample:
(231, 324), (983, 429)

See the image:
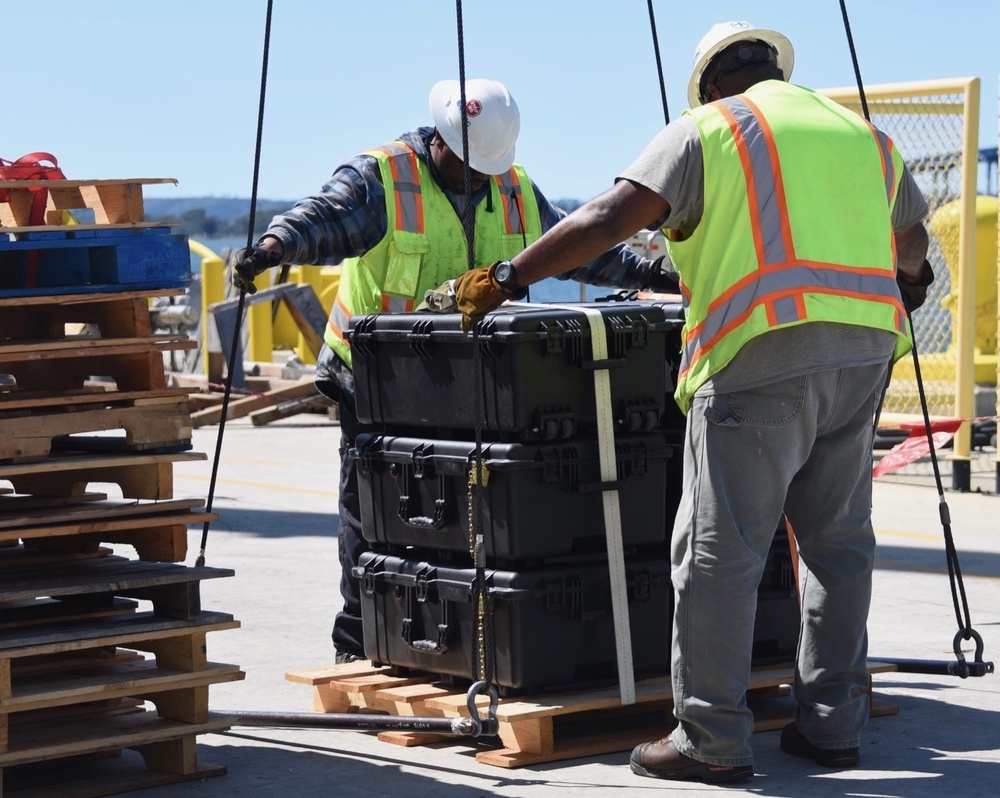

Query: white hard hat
(429, 79), (520, 175)
(687, 21), (794, 108)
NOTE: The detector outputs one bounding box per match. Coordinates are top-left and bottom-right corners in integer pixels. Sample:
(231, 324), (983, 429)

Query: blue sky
(8, 1), (998, 203)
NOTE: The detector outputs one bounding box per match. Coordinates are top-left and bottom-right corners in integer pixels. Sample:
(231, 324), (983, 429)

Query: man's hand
(230, 245), (282, 295)
(454, 263), (508, 332)
(644, 256), (681, 294)
(897, 258), (934, 312)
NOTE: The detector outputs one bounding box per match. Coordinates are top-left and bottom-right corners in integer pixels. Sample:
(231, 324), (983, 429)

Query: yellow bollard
(191, 239), (226, 380)
(247, 267), (274, 363)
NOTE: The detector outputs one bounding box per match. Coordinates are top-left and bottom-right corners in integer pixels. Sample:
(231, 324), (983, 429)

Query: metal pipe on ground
(221, 710), (498, 737)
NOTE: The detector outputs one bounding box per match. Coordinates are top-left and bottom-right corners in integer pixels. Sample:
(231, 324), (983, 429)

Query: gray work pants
(669, 362), (887, 766)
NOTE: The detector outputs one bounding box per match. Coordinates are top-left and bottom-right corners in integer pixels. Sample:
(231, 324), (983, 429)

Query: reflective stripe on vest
(373, 142), (426, 234)
(494, 169), (528, 234)
(677, 93), (906, 381)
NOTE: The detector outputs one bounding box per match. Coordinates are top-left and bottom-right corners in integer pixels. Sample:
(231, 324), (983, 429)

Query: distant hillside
(146, 197), (295, 223)
(145, 195), (584, 238)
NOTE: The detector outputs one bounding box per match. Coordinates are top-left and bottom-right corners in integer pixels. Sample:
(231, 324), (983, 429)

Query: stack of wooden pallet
(0, 176), (243, 796)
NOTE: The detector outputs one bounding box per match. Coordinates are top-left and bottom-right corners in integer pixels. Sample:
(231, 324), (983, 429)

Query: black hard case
(348, 302), (674, 440)
(353, 552), (672, 691)
(352, 432), (672, 564)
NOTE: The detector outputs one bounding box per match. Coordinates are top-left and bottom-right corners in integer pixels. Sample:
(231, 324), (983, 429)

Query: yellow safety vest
(666, 81), (912, 413)
(325, 141), (542, 368)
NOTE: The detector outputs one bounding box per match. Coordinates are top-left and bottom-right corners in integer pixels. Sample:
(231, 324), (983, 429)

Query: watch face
(495, 261), (513, 284)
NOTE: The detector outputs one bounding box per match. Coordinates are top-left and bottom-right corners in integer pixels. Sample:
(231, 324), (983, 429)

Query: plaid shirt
(261, 127), (654, 289)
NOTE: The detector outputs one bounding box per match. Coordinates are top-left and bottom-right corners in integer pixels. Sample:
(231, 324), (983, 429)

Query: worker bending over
(230, 78), (677, 664)
(456, 21), (932, 784)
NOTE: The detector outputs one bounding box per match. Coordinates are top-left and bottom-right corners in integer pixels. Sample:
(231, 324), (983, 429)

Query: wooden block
(80, 183), (144, 225)
(139, 633), (208, 673)
(147, 685), (210, 724)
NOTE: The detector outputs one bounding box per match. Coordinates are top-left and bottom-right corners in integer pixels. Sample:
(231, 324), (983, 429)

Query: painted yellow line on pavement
(875, 527), (945, 543)
(175, 471), (337, 497)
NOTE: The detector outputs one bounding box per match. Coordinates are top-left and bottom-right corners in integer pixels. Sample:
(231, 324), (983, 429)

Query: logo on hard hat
(730, 21), (751, 28)
(465, 99), (483, 117)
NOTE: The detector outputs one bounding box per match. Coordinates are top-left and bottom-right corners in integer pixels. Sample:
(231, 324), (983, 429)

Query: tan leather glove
(454, 264), (508, 332)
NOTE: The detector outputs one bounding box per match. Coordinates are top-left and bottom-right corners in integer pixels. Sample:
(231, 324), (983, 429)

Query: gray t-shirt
(618, 112), (929, 395)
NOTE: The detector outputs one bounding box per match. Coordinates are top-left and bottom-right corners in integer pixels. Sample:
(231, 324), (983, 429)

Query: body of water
(190, 237), (619, 304)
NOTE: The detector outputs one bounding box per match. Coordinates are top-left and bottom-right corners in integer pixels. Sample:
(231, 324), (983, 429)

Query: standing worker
(230, 78), (678, 664)
(455, 22), (932, 783)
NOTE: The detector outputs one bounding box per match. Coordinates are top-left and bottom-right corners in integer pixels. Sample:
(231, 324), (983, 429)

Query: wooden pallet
(286, 660), (900, 768)
(0, 336), (194, 393)
(0, 575), (242, 796)
(0, 397), (192, 463)
(0, 451), (205, 501)
(0, 289), (183, 339)
(0, 178), (176, 229)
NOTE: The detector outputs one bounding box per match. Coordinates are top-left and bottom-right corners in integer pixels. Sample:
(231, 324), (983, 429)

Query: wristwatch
(492, 260), (528, 299)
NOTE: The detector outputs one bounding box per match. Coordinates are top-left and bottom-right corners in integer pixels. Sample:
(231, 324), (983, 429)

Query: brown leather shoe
(630, 737), (753, 783)
(780, 722), (860, 768)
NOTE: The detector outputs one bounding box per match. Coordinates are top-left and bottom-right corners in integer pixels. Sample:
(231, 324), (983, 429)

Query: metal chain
(454, 0), (498, 695)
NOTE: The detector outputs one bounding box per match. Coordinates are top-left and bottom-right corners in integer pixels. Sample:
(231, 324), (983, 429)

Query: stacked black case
(347, 299), (799, 692)
(349, 301), (679, 691)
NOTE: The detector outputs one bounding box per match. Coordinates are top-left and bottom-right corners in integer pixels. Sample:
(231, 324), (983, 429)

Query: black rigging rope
(454, 0), (499, 699)
(839, 0), (989, 677)
(195, 0), (274, 567)
(646, 0), (670, 125)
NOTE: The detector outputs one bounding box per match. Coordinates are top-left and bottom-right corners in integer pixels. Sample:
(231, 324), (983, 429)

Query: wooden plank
(0, 289), (184, 309)
(0, 709), (231, 768)
(0, 511), (210, 544)
(190, 379), (318, 427)
(0, 498), (203, 531)
(0, 451), (204, 479)
(249, 392), (326, 426)
(0, 403), (192, 463)
(0, 557), (233, 611)
(0, 389), (185, 413)
(0, 222), (177, 234)
(0, 598), (137, 632)
(0, 494), (109, 514)
(0, 336), (193, 362)
(0, 179), (178, 190)
(0, 612), (238, 659)
(3, 661), (243, 714)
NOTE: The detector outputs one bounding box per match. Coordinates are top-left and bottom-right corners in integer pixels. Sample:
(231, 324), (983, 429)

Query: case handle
(397, 494), (448, 529)
(402, 584), (450, 654)
(396, 470), (449, 529)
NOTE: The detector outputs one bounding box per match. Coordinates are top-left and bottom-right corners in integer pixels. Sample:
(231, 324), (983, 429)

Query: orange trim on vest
(742, 95), (796, 263)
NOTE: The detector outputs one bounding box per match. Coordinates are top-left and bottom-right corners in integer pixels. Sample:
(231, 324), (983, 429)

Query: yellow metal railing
(190, 239), (339, 375)
(822, 77), (986, 483)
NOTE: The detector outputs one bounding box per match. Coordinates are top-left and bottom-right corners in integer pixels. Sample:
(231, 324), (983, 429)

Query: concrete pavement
(115, 415), (999, 798)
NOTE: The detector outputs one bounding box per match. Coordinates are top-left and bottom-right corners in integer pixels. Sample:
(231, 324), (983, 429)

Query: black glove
(644, 256), (681, 294)
(230, 245), (282, 295)
(897, 258), (934, 313)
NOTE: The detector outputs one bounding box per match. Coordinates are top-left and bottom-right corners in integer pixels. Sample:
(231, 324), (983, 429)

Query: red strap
(0, 152), (67, 286)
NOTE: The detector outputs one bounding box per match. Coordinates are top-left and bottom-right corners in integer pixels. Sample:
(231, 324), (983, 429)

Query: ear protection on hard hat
(429, 79), (520, 175)
(687, 21), (794, 108)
